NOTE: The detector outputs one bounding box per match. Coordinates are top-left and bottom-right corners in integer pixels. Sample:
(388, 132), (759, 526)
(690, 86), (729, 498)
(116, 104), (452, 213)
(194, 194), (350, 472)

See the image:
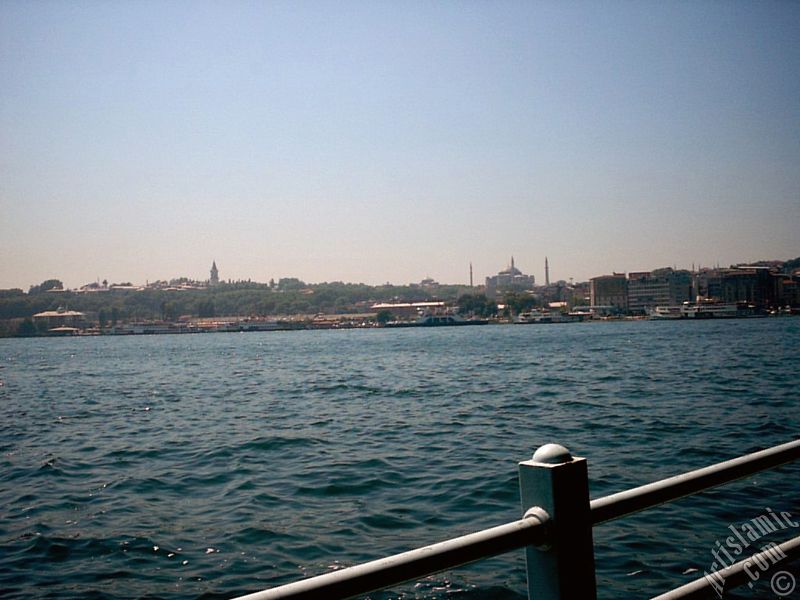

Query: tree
(784, 257), (800, 272)
(198, 300), (216, 318)
(504, 292), (538, 316)
(265, 298), (279, 314)
(376, 310), (394, 326)
(29, 279), (64, 294)
(161, 301), (179, 321)
(456, 294), (497, 317)
(16, 318), (36, 336)
(277, 278), (306, 291)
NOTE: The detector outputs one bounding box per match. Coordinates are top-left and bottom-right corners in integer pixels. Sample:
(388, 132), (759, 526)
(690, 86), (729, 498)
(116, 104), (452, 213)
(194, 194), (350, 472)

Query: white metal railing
(651, 534), (800, 600)
(232, 509), (549, 600)
(233, 438), (800, 600)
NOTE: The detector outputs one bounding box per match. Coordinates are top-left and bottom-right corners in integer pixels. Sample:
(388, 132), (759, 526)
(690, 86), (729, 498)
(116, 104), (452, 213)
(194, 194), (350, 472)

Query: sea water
(1, 319), (798, 599)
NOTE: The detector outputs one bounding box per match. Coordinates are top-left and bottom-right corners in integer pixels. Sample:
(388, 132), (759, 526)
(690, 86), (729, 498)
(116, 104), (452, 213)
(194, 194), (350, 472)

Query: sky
(1, 1), (798, 290)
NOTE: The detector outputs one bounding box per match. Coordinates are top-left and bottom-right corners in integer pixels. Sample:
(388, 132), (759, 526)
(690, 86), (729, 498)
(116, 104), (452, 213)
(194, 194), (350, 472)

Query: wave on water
(0, 320), (798, 599)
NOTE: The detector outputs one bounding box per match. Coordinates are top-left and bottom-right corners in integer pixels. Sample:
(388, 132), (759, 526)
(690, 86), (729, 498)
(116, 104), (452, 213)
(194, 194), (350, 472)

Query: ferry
(680, 301), (739, 319)
(648, 306), (684, 320)
(649, 301), (760, 320)
(515, 310), (580, 324)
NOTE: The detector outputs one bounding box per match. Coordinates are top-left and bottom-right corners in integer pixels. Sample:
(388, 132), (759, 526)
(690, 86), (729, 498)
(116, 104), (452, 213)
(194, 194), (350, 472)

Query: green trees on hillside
(28, 279), (64, 294)
(503, 292), (539, 316)
(456, 294), (497, 317)
(0, 280), (477, 329)
(15, 318), (37, 337)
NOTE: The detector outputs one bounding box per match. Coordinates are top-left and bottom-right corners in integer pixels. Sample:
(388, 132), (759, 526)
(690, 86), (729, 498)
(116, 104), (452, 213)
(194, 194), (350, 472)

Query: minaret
(210, 261), (219, 286)
(470, 262), (474, 287)
(511, 256), (515, 271)
(545, 256), (550, 286)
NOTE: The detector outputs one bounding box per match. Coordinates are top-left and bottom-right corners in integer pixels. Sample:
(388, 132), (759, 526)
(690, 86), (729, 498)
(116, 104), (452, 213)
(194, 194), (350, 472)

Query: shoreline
(3, 311), (797, 339)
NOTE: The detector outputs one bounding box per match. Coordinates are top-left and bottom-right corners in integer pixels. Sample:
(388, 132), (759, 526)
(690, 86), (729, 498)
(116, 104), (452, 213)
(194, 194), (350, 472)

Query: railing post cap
(532, 443), (573, 464)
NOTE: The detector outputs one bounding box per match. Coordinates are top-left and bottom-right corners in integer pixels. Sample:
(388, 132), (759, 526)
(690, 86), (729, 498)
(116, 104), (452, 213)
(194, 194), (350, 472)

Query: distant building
(694, 266), (776, 307)
(109, 284), (141, 292)
(33, 308), (86, 330)
(627, 268), (692, 314)
(210, 261), (219, 286)
(538, 280), (572, 305)
(571, 281), (591, 307)
(485, 257), (535, 298)
(417, 277), (439, 289)
(370, 301), (446, 318)
(775, 274), (800, 307)
(79, 280), (110, 293)
(590, 274), (628, 312)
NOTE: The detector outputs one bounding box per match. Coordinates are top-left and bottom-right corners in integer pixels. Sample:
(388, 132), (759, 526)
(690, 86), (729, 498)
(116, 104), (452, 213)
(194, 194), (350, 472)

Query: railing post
(519, 443), (597, 600)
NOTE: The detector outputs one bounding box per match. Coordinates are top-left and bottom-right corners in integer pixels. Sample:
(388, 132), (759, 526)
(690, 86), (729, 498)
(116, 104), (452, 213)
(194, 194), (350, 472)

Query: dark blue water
(1, 319), (798, 599)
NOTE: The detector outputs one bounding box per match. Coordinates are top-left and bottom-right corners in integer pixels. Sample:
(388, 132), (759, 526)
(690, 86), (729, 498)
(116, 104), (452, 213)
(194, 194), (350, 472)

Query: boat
(515, 310), (580, 324)
(384, 312), (489, 328)
(680, 301), (739, 319)
(648, 306), (685, 320)
(649, 301), (766, 320)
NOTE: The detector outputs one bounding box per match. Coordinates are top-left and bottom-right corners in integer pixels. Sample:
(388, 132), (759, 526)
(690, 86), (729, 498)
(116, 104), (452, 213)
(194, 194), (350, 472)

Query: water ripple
(0, 320), (798, 598)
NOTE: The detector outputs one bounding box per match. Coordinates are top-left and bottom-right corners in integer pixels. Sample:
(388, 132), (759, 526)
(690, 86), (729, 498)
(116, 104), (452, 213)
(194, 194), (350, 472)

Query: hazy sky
(1, 1), (798, 290)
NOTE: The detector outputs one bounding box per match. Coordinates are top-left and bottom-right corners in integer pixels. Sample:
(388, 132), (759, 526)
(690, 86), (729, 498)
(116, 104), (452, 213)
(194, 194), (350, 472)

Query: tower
(210, 261), (219, 286)
(545, 257), (550, 286)
(470, 262), (474, 287)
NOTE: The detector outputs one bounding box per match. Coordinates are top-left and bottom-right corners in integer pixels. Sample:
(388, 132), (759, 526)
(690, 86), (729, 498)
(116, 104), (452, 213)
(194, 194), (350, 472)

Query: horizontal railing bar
(591, 438), (800, 525)
(650, 533), (800, 599)
(232, 439), (800, 600)
(232, 509), (549, 600)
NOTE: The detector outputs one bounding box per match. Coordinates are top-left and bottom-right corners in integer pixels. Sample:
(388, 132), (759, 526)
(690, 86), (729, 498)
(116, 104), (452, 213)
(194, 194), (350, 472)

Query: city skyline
(9, 253), (800, 293)
(2, 2), (799, 291)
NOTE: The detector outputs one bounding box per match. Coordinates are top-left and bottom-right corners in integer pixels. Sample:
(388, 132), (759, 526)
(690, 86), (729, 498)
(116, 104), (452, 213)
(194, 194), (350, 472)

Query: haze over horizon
(2, 1), (798, 291)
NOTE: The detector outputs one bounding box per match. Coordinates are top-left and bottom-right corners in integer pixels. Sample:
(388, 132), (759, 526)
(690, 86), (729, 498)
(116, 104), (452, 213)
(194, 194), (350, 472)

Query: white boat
(515, 310), (578, 324)
(680, 301), (739, 319)
(648, 306), (684, 320)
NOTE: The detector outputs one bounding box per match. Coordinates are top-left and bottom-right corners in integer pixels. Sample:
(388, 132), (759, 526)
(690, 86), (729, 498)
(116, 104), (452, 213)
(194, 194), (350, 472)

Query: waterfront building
(694, 266), (776, 307)
(485, 257), (535, 298)
(627, 268), (692, 314)
(775, 274), (800, 307)
(33, 308), (86, 330)
(370, 301), (446, 319)
(590, 273), (628, 312)
(572, 281), (591, 306)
